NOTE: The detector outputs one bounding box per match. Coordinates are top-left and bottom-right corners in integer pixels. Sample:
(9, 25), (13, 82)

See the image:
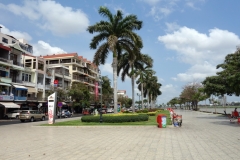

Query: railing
(12, 61), (24, 67)
(37, 97), (47, 101)
(11, 79), (23, 83)
(27, 97), (37, 101)
(22, 81), (35, 87)
(0, 77), (12, 83)
(55, 70), (70, 77)
(0, 95), (14, 101)
(37, 83), (44, 89)
(14, 96), (27, 101)
(0, 57), (12, 64)
(45, 84), (51, 90)
(72, 77), (84, 82)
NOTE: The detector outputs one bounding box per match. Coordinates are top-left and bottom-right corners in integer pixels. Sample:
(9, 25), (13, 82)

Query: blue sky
(1, 0), (240, 104)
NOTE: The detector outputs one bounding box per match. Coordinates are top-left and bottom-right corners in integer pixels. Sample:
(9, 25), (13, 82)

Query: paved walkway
(0, 110), (239, 160)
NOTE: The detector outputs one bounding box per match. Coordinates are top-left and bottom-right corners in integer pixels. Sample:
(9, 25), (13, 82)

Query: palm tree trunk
(150, 94), (152, 109)
(147, 90), (150, 109)
(131, 76), (135, 113)
(141, 83), (143, 110)
(113, 57), (118, 113)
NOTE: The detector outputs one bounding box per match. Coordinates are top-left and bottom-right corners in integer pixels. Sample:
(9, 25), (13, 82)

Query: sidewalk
(0, 109), (240, 160)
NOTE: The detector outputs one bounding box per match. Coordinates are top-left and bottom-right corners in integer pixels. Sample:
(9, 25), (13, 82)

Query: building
(117, 90), (127, 98)
(0, 29), (33, 118)
(42, 53), (101, 103)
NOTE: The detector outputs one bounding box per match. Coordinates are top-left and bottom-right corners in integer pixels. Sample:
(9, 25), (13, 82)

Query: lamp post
(99, 73), (103, 123)
(137, 93), (141, 109)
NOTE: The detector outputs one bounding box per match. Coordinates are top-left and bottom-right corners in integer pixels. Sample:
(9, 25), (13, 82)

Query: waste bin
(157, 114), (167, 128)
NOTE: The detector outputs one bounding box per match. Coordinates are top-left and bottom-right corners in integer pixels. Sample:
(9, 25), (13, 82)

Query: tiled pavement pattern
(0, 110), (240, 160)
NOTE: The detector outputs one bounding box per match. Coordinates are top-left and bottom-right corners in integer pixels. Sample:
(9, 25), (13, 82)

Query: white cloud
(158, 84), (180, 103)
(0, 24), (32, 41)
(165, 22), (180, 32)
(159, 27), (240, 83)
(32, 41), (66, 56)
(142, 0), (161, 6)
(0, 0), (89, 36)
(158, 27), (240, 65)
(101, 63), (113, 74)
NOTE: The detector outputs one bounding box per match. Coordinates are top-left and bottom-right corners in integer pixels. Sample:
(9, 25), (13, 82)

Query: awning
(0, 82), (11, 86)
(13, 85), (27, 90)
(27, 87), (38, 93)
(0, 102), (20, 108)
(0, 44), (11, 51)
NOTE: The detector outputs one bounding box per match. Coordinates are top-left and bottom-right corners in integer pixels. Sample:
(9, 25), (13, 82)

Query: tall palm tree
(87, 6), (143, 113)
(142, 75), (161, 108)
(148, 77), (162, 108)
(136, 66), (155, 109)
(117, 53), (152, 112)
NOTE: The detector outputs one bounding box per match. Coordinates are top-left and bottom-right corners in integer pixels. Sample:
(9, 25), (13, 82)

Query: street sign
(58, 102), (63, 107)
(54, 79), (58, 84)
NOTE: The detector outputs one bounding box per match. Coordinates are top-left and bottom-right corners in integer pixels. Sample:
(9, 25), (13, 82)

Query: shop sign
(0, 95), (14, 101)
(48, 93), (57, 124)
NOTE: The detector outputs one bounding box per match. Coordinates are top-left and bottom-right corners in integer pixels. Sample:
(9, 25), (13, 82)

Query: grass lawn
(42, 110), (171, 126)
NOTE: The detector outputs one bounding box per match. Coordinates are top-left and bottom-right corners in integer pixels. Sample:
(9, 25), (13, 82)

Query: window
(22, 73), (31, 82)
(20, 90), (27, 97)
(2, 37), (8, 44)
(12, 40), (16, 44)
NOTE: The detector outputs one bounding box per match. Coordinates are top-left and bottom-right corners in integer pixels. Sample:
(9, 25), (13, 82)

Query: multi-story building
(42, 53), (101, 102)
(117, 90), (127, 98)
(0, 29), (33, 117)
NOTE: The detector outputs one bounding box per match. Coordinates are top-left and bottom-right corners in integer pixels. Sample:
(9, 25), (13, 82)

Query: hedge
(81, 114), (149, 123)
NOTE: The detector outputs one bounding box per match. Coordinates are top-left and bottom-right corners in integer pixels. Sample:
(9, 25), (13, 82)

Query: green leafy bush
(136, 109), (149, 113)
(81, 114), (149, 123)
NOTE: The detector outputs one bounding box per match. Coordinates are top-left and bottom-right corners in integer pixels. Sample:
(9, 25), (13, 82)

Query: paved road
(0, 110), (239, 160)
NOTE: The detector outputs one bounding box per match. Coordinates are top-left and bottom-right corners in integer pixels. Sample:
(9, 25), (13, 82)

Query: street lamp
(137, 93), (141, 109)
(98, 72), (103, 123)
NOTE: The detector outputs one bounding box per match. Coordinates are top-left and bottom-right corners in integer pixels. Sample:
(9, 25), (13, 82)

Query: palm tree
(136, 66), (155, 109)
(87, 6), (143, 113)
(117, 53), (153, 112)
(142, 75), (161, 108)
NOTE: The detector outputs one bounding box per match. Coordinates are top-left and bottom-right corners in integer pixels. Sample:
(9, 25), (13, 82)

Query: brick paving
(0, 110), (240, 160)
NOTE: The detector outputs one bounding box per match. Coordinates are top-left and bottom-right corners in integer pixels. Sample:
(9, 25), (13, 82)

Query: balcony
(0, 57), (12, 65)
(12, 61), (24, 67)
(37, 83), (44, 89)
(14, 96), (27, 101)
(0, 95), (14, 101)
(27, 97), (37, 101)
(11, 79), (23, 84)
(45, 84), (51, 90)
(0, 77), (12, 83)
(38, 97), (47, 102)
(22, 81), (35, 87)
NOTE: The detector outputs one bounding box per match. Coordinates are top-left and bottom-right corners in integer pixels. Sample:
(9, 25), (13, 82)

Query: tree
(102, 76), (113, 103)
(68, 82), (91, 108)
(144, 75), (162, 108)
(118, 53), (153, 112)
(87, 6), (143, 113)
(136, 65), (154, 110)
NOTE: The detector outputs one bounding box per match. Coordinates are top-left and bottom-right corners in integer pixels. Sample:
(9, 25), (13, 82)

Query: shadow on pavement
(210, 121), (240, 127)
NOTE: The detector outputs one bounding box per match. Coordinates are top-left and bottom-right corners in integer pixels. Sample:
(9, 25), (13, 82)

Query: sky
(1, 0), (240, 105)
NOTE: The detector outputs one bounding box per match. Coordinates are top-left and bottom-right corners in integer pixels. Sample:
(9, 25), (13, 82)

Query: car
(107, 108), (114, 113)
(57, 110), (72, 118)
(19, 110), (46, 122)
(4, 110), (22, 119)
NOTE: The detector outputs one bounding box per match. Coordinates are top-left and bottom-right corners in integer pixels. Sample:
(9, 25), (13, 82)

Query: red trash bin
(157, 114), (167, 128)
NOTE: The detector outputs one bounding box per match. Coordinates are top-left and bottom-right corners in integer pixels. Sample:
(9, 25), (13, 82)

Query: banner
(48, 92), (57, 124)
(95, 82), (99, 101)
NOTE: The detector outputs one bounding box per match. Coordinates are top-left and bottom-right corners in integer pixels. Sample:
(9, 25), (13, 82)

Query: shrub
(136, 109), (149, 113)
(147, 112), (156, 116)
(81, 114), (149, 123)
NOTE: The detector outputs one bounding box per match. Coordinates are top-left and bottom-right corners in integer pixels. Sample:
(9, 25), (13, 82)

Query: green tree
(118, 53), (152, 112)
(87, 6), (143, 113)
(136, 66), (155, 110)
(68, 82), (91, 108)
